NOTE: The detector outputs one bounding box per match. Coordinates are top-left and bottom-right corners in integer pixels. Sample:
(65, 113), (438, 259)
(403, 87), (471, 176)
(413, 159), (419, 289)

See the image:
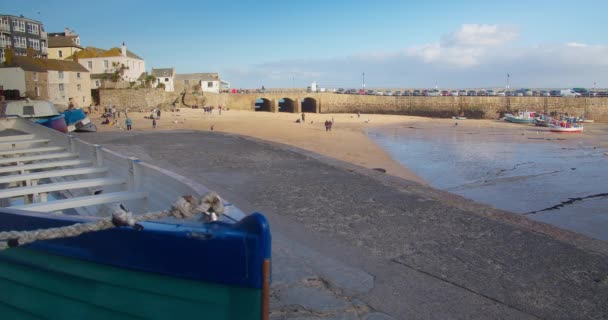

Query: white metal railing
(0, 24), (9, 32)
(0, 39), (10, 48)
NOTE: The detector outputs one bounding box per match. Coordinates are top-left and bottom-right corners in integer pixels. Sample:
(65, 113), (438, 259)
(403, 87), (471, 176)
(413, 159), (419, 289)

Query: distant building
(69, 42), (145, 88)
(0, 54), (48, 99)
(0, 51), (91, 107)
(0, 14), (48, 63)
(151, 67), (175, 92)
(47, 28), (82, 60)
(175, 73), (229, 93)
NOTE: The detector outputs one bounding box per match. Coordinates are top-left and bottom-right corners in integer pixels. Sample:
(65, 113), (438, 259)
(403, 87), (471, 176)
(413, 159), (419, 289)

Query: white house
(151, 68), (175, 92)
(70, 42), (145, 88)
(175, 73), (228, 93)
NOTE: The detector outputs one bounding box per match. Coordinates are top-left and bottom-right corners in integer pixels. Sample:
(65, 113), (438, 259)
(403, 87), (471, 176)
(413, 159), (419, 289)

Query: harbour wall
(99, 89), (608, 122)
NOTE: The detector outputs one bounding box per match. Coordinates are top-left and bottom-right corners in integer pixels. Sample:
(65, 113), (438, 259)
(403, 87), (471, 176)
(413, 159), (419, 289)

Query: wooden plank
(0, 159), (93, 174)
(0, 133), (34, 142)
(0, 139), (50, 150)
(0, 152), (78, 165)
(11, 191), (148, 212)
(0, 146), (65, 156)
(0, 177), (126, 199)
(0, 167), (107, 184)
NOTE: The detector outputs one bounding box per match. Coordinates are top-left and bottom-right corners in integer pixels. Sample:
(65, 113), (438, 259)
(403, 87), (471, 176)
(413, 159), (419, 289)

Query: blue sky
(4, 0), (608, 89)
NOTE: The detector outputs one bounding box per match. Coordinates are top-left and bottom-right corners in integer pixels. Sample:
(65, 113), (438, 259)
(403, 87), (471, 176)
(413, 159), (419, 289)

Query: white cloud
(221, 24), (608, 88)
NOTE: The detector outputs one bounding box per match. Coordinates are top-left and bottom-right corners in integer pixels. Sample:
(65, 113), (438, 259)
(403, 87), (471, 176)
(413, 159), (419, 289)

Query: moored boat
(0, 116), (271, 319)
(549, 121), (584, 133)
(504, 111), (536, 124)
(1, 99), (68, 133)
(63, 108), (97, 132)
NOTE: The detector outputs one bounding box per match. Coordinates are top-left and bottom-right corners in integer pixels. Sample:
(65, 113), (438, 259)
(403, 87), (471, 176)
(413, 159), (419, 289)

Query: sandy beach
(92, 109), (608, 185)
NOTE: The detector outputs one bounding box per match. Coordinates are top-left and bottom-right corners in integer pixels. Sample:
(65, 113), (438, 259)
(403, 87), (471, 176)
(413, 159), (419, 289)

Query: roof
(151, 68), (174, 77)
(1, 56), (88, 73)
(48, 36), (82, 49)
(137, 72), (147, 81)
(0, 55), (47, 72)
(175, 73), (220, 81)
(39, 59), (89, 72)
(68, 46), (143, 60)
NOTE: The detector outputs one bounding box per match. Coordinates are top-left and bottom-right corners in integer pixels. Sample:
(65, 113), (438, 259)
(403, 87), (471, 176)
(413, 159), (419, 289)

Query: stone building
(0, 54), (49, 99)
(0, 52), (90, 107)
(0, 14), (48, 63)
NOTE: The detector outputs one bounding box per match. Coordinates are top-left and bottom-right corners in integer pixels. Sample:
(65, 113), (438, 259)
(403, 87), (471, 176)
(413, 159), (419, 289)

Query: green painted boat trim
(0, 248), (261, 320)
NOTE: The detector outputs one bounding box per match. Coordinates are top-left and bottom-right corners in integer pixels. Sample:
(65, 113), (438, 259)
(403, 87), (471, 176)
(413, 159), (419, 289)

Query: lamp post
(362, 72), (365, 89)
(506, 73), (510, 90)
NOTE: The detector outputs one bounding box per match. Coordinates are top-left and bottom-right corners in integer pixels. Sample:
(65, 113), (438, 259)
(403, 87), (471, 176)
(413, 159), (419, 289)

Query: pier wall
(99, 89), (608, 122)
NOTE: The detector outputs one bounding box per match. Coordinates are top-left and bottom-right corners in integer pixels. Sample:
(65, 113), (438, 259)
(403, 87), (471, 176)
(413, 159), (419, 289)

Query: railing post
(67, 134), (76, 153)
(128, 157), (142, 191)
(94, 144), (103, 167)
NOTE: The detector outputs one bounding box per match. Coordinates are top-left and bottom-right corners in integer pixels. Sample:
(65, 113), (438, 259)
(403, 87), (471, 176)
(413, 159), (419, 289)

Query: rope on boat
(0, 192), (225, 250)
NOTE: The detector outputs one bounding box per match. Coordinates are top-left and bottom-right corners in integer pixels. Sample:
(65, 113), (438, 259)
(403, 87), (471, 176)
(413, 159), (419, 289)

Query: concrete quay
(77, 130), (608, 320)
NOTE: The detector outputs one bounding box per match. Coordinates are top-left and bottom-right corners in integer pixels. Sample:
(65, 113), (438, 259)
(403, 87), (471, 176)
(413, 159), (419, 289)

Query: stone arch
(278, 98), (295, 113)
(255, 98), (272, 112)
(301, 97), (317, 113)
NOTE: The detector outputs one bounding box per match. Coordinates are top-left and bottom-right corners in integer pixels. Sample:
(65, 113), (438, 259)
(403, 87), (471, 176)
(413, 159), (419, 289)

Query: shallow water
(368, 124), (608, 241)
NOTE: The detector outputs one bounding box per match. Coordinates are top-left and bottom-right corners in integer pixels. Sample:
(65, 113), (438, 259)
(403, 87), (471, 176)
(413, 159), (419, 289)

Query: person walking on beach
(157, 109), (161, 119)
(152, 118), (157, 129)
(125, 117), (132, 130)
(324, 120), (330, 132)
(302, 113), (305, 122)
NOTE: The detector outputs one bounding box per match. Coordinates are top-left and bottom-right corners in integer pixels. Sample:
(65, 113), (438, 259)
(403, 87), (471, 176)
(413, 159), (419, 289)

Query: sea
(367, 123), (608, 241)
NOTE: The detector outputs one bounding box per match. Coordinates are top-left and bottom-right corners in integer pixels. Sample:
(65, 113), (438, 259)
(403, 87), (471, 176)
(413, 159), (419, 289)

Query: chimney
(121, 42), (126, 57)
(65, 27), (69, 35)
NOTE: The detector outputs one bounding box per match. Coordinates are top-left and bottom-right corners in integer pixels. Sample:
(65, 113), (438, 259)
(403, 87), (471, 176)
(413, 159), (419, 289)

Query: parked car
(541, 90), (551, 97)
(467, 90), (477, 96)
(486, 90), (496, 96)
(403, 91), (411, 96)
(376, 91), (384, 96)
(459, 90), (467, 96)
(550, 90), (561, 97)
(385, 90), (393, 96)
(450, 90), (459, 96)
(367, 89), (375, 95)
(441, 90), (450, 96)
(413, 90), (421, 96)
(428, 89), (441, 97)
(345, 89), (358, 94)
(497, 91), (506, 96)
(477, 90), (487, 96)
(335, 88), (345, 94)
(394, 91), (402, 96)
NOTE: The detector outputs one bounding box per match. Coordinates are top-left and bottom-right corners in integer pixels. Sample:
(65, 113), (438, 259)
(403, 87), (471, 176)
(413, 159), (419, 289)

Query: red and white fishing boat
(549, 121), (584, 133)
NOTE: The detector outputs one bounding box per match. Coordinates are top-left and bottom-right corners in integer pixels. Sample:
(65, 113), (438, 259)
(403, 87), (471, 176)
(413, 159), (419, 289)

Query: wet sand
(93, 109), (608, 187)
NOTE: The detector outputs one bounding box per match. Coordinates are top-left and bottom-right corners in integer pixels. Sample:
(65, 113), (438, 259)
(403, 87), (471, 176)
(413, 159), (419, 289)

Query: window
(95, 80), (100, 87)
(58, 50), (63, 58)
(207, 82), (213, 88)
(35, 87), (39, 97)
(13, 36), (26, 48)
(77, 72), (81, 78)
(58, 71), (64, 79)
(28, 38), (39, 50)
(165, 78), (169, 82)
(12, 19), (25, 32)
(23, 105), (35, 116)
(103, 60), (109, 68)
(32, 72), (37, 81)
(87, 61), (92, 69)
(59, 84), (64, 91)
(27, 23), (39, 35)
(77, 84), (81, 91)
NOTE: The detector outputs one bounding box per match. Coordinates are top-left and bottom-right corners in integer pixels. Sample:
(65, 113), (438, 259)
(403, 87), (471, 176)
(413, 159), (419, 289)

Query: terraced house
(0, 52), (90, 107)
(0, 14), (48, 63)
(47, 28), (82, 60)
